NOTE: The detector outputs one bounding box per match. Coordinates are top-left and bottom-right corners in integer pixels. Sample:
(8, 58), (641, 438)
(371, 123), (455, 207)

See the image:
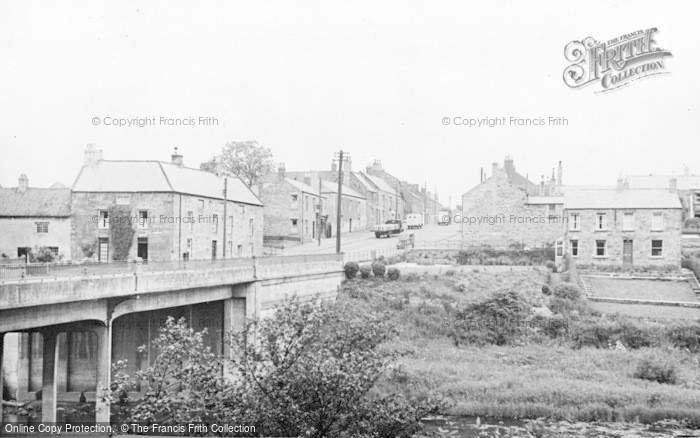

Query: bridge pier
(93, 324), (111, 423)
(0, 333), (4, 428)
(40, 331), (58, 422)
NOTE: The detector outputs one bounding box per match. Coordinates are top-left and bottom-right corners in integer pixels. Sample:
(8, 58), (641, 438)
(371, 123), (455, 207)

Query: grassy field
(340, 266), (700, 426)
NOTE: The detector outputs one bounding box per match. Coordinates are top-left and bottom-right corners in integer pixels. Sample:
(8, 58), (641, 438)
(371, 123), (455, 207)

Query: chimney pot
(669, 177), (677, 193)
(18, 174), (28, 194)
(171, 147), (184, 166)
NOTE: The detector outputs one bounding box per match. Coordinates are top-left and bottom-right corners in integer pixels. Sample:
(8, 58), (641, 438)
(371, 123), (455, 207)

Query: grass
(588, 277), (698, 302)
(589, 302), (700, 320)
(340, 268), (700, 425)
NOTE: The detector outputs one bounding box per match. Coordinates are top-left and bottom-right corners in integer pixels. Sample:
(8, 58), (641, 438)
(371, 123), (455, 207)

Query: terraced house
(0, 175), (72, 260)
(71, 145), (263, 261)
(558, 180), (683, 267)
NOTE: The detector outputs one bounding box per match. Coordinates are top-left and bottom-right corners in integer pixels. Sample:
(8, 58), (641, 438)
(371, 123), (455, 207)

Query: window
(137, 210), (148, 229)
(651, 240), (663, 257)
(98, 237), (109, 262)
(249, 219), (254, 236)
(305, 195), (309, 211)
(248, 242), (253, 256)
(595, 240), (607, 257)
(187, 211), (194, 231)
(36, 222), (49, 233)
(17, 247), (29, 258)
(212, 214), (219, 233)
(570, 213), (580, 231)
(228, 216), (234, 234)
(555, 240), (563, 257)
(291, 219), (298, 233)
(651, 212), (664, 231)
(116, 194), (131, 205)
(570, 239), (579, 257)
(291, 194), (298, 209)
(305, 219), (308, 234)
(240, 205), (245, 214)
(198, 199), (205, 210)
(227, 241), (232, 258)
(596, 213), (607, 230)
(622, 212), (634, 231)
(186, 238), (192, 252)
(98, 210), (109, 229)
(237, 245), (243, 257)
(47, 247), (59, 255)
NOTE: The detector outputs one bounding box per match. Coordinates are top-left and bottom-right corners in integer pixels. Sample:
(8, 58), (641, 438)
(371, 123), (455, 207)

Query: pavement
(277, 223), (462, 255)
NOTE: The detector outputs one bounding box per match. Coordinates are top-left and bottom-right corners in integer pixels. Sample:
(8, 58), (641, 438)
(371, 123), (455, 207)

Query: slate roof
(0, 187), (72, 217)
(72, 160), (263, 206)
(285, 178), (323, 196)
(361, 172), (398, 194)
(563, 188), (682, 210)
(626, 175), (700, 191)
(352, 172), (378, 193)
(320, 181), (365, 199)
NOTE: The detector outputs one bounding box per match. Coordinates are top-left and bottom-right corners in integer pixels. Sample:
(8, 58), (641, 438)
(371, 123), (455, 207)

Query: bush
(533, 313), (569, 339)
(372, 261), (386, 277)
(387, 267), (400, 281)
(573, 318), (655, 349)
(634, 357), (679, 384)
(666, 323), (700, 353)
(359, 264), (372, 279)
(545, 260), (557, 272)
(449, 290), (531, 346)
(541, 284), (552, 295)
(106, 298), (441, 437)
(553, 282), (581, 301)
(344, 261), (360, 279)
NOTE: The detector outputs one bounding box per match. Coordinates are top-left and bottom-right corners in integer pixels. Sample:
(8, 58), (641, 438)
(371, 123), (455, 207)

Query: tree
(200, 140), (275, 188)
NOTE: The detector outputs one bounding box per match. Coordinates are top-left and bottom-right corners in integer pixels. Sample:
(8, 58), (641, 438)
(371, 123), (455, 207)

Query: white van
(406, 213), (424, 229)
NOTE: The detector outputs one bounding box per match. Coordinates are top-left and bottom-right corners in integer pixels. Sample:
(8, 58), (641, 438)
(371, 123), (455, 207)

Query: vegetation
(108, 205), (135, 261)
(455, 246), (554, 266)
(339, 268), (700, 426)
(107, 298), (441, 437)
(360, 264), (372, 279)
(387, 267), (401, 281)
(372, 261), (387, 277)
(634, 356), (679, 385)
(343, 261), (360, 279)
(200, 140), (275, 188)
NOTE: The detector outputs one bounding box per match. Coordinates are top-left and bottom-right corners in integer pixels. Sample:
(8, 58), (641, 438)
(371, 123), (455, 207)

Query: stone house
(71, 145), (263, 262)
(558, 182), (683, 267)
(0, 175), (72, 260)
(626, 169), (700, 221)
(319, 180), (366, 235)
(259, 165), (324, 244)
(461, 157), (564, 249)
(347, 171), (380, 228)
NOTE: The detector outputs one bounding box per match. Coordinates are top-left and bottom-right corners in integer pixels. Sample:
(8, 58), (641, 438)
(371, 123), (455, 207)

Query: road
(281, 222), (462, 255)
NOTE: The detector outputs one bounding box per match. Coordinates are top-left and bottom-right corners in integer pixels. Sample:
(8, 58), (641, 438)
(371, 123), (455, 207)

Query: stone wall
(461, 169), (563, 249)
(0, 217), (72, 260)
(260, 180), (321, 243)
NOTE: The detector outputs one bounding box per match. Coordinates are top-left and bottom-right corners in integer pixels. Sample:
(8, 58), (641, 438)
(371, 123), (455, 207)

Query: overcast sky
(1, 1), (698, 206)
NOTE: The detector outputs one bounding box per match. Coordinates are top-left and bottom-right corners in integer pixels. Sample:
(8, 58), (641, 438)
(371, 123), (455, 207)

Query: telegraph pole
(333, 150), (349, 254)
(318, 178), (322, 246)
(222, 177), (228, 258)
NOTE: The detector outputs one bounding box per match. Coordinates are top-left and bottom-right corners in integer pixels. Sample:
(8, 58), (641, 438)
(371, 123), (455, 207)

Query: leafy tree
(108, 205), (135, 261)
(201, 140), (275, 188)
(107, 297), (440, 437)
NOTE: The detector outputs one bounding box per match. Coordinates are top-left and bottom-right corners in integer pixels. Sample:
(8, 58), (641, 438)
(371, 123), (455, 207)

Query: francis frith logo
(563, 28), (672, 92)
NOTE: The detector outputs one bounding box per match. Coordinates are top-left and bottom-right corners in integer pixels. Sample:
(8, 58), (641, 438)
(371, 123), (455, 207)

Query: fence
(342, 248), (407, 263)
(412, 240), (464, 251)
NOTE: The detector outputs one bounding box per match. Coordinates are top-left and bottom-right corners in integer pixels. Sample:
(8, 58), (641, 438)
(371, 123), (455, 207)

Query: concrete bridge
(0, 254), (343, 424)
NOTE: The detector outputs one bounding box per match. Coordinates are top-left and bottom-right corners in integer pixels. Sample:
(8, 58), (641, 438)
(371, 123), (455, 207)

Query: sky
(1, 1), (698, 207)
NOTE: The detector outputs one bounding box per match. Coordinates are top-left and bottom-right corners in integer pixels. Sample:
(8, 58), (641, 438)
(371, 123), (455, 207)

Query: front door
(98, 238), (109, 262)
(137, 237), (148, 260)
(623, 239), (633, 266)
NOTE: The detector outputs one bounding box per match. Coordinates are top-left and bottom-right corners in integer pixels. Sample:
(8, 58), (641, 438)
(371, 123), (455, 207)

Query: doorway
(211, 240), (218, 259)
(623, 239), (633, 266)
(98, 238), (109, 262)
(137, 237), (148, 260)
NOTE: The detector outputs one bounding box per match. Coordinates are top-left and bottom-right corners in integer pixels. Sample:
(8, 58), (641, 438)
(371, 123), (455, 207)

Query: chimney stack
(278, 163), (286, 180)
(18, 174), (28, 194)
(480, 167), (484, 182)
(345, 158), (352, 172)
(331, 161), (338, 172)
(669, 177), (677, 193)
(504, 156), (515, 172)
(557, 161), (563, 187)
(492, 162), (499, 176)
(684, 165), (690, 177)
(538, 175), (545, 196)
(171, 147), (184, 166)
(372, 159), (382, 172)
(84, 143), (103, 166)
(616, 175), (624, 190)
(304, 175), (312, 187)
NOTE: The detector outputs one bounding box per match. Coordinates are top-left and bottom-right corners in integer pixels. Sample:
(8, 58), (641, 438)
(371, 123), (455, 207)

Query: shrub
(553, 282), (581, 300)
(545, 260), (557, 272)
(372, 261), (386, 277)
(359, 264), (372, 279)
(387, 267), (400, 281)
(666, 323), (700, 353)
(634, 358), (679, 384)
(449, 290), (531, 346)
(541, 284), (552, 295)
(27, 246), (56, 263)
(109, 205), (136, 261)
(532, 313), (569, 339)
(344, 261), (360, 279)
(573, 318), (655, 349)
